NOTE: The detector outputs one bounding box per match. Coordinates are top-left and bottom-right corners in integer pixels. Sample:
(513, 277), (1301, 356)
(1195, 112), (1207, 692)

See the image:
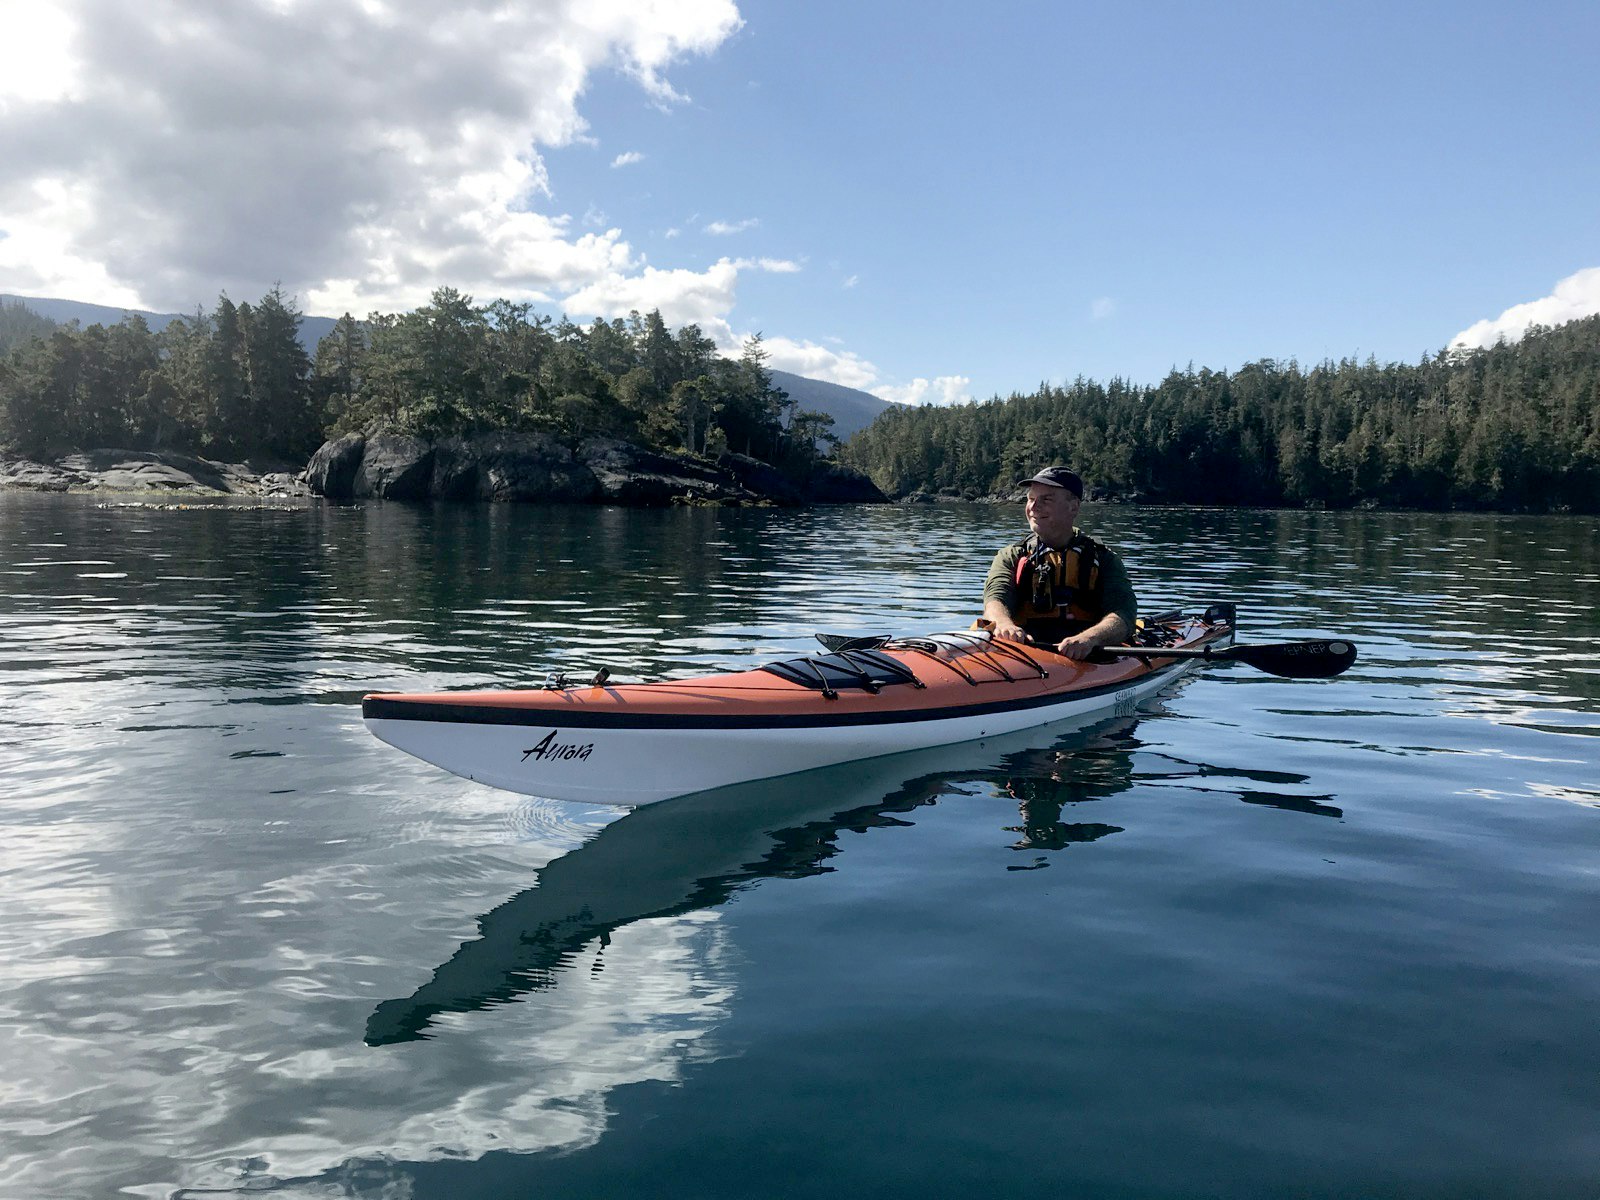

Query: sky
(1, 0), (1596, 405)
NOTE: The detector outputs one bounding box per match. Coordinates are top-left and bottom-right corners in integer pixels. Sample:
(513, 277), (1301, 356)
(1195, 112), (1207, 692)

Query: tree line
(0, 290), (836, 474)
(841, 315), (1600, 512)
(6, 288), (1596, 511)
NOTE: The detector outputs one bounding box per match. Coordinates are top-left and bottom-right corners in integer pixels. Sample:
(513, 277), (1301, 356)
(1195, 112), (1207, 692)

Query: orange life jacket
(1012, 532), (1108, 628)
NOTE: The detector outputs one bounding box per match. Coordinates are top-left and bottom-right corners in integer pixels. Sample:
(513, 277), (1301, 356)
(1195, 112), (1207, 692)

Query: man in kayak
(981, 466), (1137, 660)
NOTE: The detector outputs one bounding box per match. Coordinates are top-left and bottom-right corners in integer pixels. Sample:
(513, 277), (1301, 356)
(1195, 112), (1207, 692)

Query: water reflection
(371, 712), (1340, 1044)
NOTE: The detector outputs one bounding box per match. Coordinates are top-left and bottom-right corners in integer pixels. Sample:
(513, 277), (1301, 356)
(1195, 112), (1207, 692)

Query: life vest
(1012, 532), (1108, 630)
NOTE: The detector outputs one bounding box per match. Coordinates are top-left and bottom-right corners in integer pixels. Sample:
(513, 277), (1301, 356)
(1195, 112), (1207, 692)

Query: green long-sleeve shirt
(983, 532), (1138, 632)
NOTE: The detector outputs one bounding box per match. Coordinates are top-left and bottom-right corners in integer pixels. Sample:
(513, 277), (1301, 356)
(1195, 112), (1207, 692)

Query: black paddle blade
(815, 632), (890, 653)
(1230, 639), (1357, 679)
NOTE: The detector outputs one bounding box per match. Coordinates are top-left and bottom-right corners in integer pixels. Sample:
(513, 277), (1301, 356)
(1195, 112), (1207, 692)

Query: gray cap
(1016, 466), (1083, 498)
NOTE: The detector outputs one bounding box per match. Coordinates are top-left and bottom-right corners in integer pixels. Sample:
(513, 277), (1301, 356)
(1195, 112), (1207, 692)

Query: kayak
(362, 605), (1238, 806)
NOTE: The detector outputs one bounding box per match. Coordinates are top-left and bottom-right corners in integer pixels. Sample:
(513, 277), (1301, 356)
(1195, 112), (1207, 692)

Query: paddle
(818, 630), (1357, 678)
(1098, 639), (1357, 679)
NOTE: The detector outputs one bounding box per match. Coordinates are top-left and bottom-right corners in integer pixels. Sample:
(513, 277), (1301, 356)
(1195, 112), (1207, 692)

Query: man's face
(1025, 483), (1079, 546)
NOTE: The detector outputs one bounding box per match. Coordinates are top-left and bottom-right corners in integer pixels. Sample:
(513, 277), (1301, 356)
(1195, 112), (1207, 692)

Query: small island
(0, 290), (883, 506)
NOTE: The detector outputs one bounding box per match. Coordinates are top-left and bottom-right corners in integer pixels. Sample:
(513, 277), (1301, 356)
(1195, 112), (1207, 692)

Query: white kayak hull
(365, 649), (1209, 807)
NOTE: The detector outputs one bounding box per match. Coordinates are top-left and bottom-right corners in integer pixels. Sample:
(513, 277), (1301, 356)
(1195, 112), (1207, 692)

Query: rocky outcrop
(0, 449), (310, 498)
(302, 431), (880, 507)
(432, 432), (599, 502)
(802, 462), (889, 504)
(581, 438), (757, 506)
(2, 437), (890, 507)
(716, 452), (805, 505)
(304, 434), (365, 498)
(0, 459), (75, 491)
(354, 434), (435, 500)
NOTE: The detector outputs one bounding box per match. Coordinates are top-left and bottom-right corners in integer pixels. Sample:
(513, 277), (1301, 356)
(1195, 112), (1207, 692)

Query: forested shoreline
(0, 290), (835, 480)
(4, 292), (1597, 512)
(843, 316), (1600, 512)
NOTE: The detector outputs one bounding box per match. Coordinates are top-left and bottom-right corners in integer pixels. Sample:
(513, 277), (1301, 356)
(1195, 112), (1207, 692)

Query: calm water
(1, 494), (1597, 1199)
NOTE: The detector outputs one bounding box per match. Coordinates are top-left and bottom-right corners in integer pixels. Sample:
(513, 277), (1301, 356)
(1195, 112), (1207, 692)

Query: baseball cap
(1016, 466), (1083, 497)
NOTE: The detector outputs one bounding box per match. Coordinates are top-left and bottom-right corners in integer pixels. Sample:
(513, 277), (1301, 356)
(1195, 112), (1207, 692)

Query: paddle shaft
(1106, 645), (1244, 661)
(1098, 639), (1357, 679)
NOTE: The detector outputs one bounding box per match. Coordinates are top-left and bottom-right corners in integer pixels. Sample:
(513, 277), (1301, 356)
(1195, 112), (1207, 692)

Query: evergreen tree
(243, 287), (314, 457)
(841, 315), (1600, 512)
(208, 296), (250, 452)
(313, 313), (368, 430)
(0, 299), (57, 356)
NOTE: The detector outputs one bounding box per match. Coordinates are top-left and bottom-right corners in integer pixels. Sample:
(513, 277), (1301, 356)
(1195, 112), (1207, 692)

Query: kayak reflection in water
(981, 465), (1139, 661)
(365, 749), (959, 1046)
(365, 717), (1338, 1045)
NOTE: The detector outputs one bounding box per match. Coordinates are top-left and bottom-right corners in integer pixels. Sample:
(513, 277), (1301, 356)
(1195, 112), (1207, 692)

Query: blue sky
(1, 1), (1596, 403)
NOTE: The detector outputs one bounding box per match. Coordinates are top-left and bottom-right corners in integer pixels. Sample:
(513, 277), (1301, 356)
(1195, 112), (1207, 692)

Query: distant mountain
(0, 294), (338, 350)
(1, 294), (895, 439)
(770, 369), (893, 441)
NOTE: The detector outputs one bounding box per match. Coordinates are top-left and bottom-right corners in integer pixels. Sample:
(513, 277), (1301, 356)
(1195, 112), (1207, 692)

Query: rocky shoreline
(302, 431), (885, 505)
(0, 434), (887, 506)
(0, 449), (311, 499)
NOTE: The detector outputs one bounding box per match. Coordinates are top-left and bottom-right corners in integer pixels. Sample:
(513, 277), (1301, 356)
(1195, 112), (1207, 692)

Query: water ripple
(0, 495), (1597, 1195)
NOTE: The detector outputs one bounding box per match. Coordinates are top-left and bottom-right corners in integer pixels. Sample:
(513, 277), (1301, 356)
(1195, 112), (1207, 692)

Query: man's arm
(981, 545), (1031, 642)
(982, 594), (1030, 642)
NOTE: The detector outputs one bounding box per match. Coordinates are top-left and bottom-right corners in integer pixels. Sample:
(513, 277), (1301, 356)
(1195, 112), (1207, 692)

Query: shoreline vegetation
(3, 293), (1596, 512)
(843, 315), (1600, 514)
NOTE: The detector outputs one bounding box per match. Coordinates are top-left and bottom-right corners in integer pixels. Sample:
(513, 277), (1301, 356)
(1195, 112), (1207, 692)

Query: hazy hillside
(0, 294), (338, 350)
(769, 369), (893, 440)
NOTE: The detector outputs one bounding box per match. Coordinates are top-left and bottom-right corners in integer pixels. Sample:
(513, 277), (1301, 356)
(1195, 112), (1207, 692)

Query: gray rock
(0, 459), (78, 491)
(435, 432), (599, 502)
(66, 450), (223, 491)
(2, 448), (313, 498)
(354, 434), (435, 500)
(304, 435), (366, 499)
(716, 452), (803, 505)
(258, 472), (312, 498)
(579, 438), (758, 506)
(53, 449), (236, 492)
(297, 429), (873, 506)
(429, 437), (481, 499)
(804, 463), (888, 504)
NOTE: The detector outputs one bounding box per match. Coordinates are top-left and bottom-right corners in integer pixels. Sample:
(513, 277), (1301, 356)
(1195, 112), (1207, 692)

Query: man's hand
(980, 599), (1032, 644)
(1052, 632), (1099, 660)
(1053, 614), (1129, 661)
(991, 617), (1032, 643)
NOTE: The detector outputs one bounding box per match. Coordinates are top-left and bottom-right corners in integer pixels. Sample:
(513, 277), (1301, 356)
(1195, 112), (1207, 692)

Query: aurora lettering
(521, 731), (595, 763)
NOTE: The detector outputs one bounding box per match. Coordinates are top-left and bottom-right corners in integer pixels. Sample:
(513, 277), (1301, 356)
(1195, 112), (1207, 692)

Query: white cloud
(0, 7), (81, 107)
(562, 255), (802, 346)
(871, 376), (974, 407)
(1450, 267), (1600, 350)
(0, 0), (743, 314)
(741, 257), (800, 274)
(563, 256), (743, 343)
(0, 2), (959, 403)
(842, 274), (859, 289)
(1091, 296), (1115, 320)
(761, 336), (880, 390)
